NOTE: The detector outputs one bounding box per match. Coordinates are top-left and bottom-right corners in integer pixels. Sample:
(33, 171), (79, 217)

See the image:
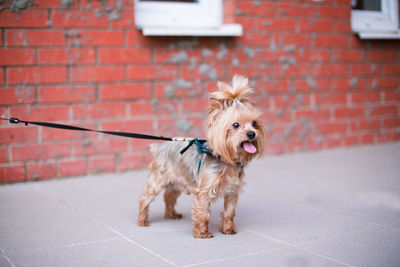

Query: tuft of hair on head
(211, 74), (253, 100)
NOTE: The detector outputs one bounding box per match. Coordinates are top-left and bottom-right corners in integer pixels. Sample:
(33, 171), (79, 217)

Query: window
(134, 0), (242, 36)
(351, 0), (399, 39)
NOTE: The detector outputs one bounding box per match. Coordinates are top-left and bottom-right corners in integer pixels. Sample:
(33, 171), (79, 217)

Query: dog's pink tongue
(243, 141), (257, 154)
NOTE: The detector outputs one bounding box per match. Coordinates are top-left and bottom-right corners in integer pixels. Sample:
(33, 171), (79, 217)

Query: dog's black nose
(247, 131), (256, 140)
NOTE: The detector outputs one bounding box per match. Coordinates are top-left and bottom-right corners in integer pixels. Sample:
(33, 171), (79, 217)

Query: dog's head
(207, 75), (266, 165)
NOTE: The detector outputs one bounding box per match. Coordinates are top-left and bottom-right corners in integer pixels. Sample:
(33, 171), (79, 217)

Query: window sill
(358, 30), (400, 39)
(140, 24), (243, 37)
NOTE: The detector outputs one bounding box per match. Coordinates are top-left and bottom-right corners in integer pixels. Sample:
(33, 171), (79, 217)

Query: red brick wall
(1, 0), (399, 183)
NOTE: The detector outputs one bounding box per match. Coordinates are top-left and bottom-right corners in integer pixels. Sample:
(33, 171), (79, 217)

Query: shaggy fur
(137, 75), (266, 238)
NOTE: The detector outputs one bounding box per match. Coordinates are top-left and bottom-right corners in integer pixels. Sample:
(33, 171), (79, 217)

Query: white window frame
(135, 0), (221, 29)
(351, 0), (399, 39)
(134, 0), (242, 36)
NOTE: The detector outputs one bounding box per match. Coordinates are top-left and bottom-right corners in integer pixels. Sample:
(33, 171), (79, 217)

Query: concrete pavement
(1, 142), (400, 266)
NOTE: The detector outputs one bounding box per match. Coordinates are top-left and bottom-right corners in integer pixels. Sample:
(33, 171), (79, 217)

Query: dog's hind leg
(164, 184), (183, 219)
(137, 169), (167, 226)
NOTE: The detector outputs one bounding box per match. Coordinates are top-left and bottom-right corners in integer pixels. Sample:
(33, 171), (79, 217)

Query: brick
(70, 66), (125, 83)
(128, 65), (178, 81)
(343, 135), (359, 146)
(383, 64), (400, 74)
(350, 64), (380, 75)
(182, 98), (208, 113)
(52, 11), (108, 27)
(360, 133), (375, 144)
(27, 161), (57, 181)
(0, 69), (4, 85)
(9, 105), (69, 122)
(0, 164), (25, 183)
(325, 137), (342, 149)
(101, 120), (153, 134)
(295, 109), (330, 120)
(98, 48), (151, 64)
(72, 102), (126, 120)
(129, 101), (156, 117)
(0, 147), (8, 163)
(0, 49), (35, 66)
(155, 82), (191, 98)
(297, 49), (331, 62)
(241, 32), (270, 46)
(38, 85), (96, 103)
(273, 64), (311, 77)
(384, 91), (400, 101)
(351, 119), (381, 131)
(6, 30), (66, 47)
(0, 10), (47, 27)
(331, 78), (366, 90)
(11, 142), (70, 161)
(273, 94), (310, 108)
(383, 118), (400, 128)
(278, 3), (316, 17)
(298, 18), (335, 32)
(316, 93), (348, 105)
(110, 12), (135, 28)
(351, 92), (381, 103)
(334, 107), (365, 119)
(38, 48), (95, 65)
(236, 2), (275, 16)
(368, 50), (398, 61)
(0, 87), (35, 105)
(58, 160), (86, 177)
(316, 122), (347, 134)
(294, 78), (330, 91)
(370, 105), (397, 116)
(33, 0), (78, 9)
(314, 35), (348, 47)
(261, 18), (297, 31)
(118, 154), (146, 171)
(7, 67), (67, 85)
(73, 139), (127, 156)
(370, 77), (398, 88)
(0, 127), (37, 144)
(318, 6), (350, 19)
(89, 156), (116, 174)
(281, 34), (312, 46)
(314, 64), (348, 76)
(99, 83), (152, 100)
(77, 30), (124, 46)
(333, 50), (364, 61)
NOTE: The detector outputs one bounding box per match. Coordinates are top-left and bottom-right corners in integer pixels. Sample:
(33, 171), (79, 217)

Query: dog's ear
(208, 98), (223, 115)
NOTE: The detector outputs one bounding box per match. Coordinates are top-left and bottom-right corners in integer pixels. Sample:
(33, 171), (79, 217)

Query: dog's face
(207, 98), (266, 165)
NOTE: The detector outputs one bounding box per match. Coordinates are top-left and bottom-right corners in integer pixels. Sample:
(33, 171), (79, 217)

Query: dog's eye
(252, 121), (257, 127)
(232, 122), (240, 129)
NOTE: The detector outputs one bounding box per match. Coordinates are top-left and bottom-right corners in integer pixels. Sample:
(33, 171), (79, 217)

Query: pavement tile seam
(245, 229), (354, 267)
(0, 254), (15, 267)
(92, 218), (177, 266)
(62, 237), (122, 248)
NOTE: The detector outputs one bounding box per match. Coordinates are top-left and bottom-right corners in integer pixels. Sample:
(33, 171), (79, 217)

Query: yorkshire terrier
(137, 75), (266, 238)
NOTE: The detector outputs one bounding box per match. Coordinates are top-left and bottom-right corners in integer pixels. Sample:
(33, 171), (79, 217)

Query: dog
(137, 75), (266, 238)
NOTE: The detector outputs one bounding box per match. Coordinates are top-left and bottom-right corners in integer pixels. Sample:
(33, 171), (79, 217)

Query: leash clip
(9, 118), (20, 124)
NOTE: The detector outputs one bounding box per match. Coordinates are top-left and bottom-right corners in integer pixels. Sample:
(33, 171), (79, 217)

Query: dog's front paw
(221, 227), (237, 235)
(221, 221), (237, 235)
(137, 217), (150, 227)
(193, 231), (214, 238)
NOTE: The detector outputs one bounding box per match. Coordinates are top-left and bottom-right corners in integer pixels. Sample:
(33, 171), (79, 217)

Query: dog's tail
(211, 74), (253, 100)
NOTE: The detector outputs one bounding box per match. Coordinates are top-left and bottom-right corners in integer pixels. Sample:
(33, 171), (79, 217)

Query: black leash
(1, 117), (173, 142)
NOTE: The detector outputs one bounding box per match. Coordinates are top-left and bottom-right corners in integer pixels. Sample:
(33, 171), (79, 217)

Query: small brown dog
(137, 75), (266, 238)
